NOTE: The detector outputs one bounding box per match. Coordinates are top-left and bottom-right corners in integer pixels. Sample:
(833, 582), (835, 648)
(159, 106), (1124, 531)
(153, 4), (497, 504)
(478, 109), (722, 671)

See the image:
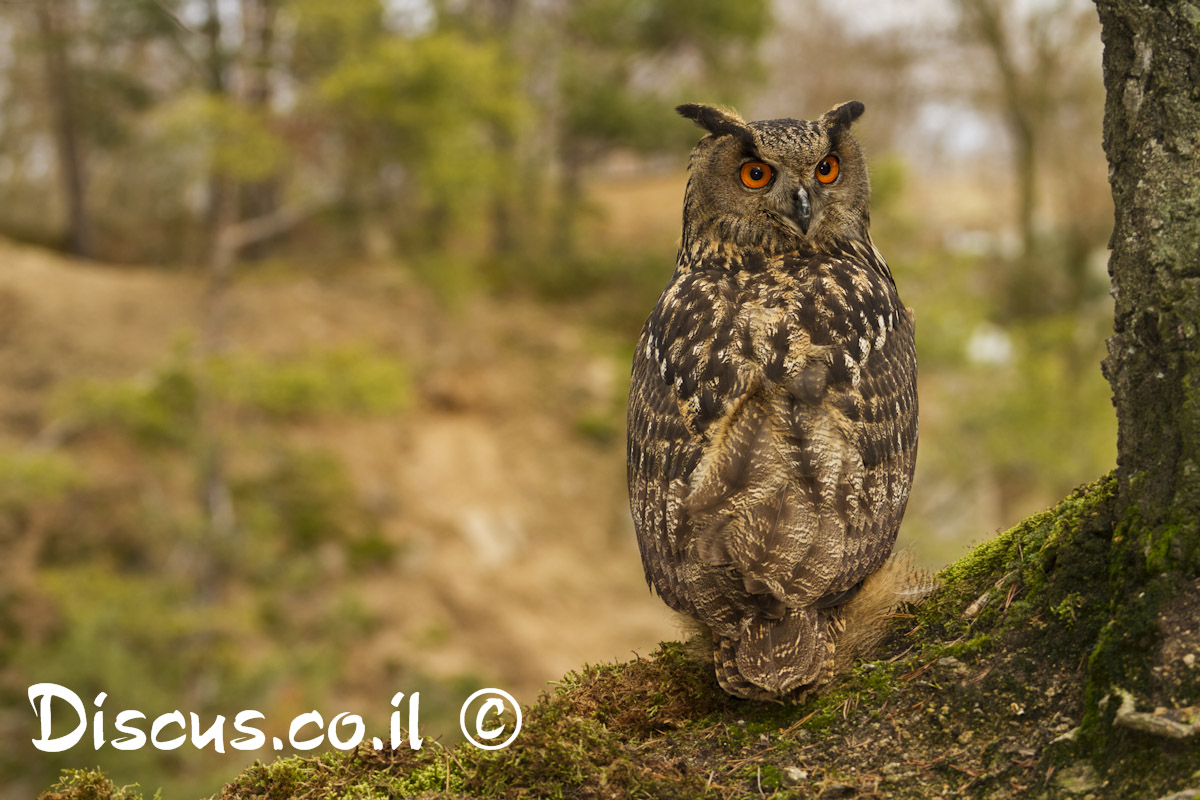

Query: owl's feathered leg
(833, 550), (935, 672)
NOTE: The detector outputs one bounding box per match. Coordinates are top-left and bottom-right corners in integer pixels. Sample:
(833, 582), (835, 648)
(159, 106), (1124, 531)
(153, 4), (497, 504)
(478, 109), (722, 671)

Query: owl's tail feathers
(833, 550), (937, 673)
(713, 608), (833, 701)
(711, 553), (936, 701)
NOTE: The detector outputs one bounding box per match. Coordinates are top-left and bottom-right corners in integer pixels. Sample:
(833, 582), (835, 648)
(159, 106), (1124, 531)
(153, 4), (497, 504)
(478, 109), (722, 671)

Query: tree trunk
(201, 0), (230, 248)
(1078, 0), (1200, 770)
(195, 0), (238, 587)
(1095, 0), (1200, 559)
(35, 0), (91, 259)
(958, 0), (1040, 261)
(238, 0), (281, 260)
(487, 0), (524, 257)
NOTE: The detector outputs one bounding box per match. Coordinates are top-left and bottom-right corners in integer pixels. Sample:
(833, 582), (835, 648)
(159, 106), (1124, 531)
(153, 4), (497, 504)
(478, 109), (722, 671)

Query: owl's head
(676, 101), (871, 259)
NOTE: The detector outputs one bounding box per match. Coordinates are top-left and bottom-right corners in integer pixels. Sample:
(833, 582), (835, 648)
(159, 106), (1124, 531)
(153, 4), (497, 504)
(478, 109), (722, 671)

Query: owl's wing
(830, 299), (918, 582)
(626, 270), (753, 619)
(626, 337), (692, 614)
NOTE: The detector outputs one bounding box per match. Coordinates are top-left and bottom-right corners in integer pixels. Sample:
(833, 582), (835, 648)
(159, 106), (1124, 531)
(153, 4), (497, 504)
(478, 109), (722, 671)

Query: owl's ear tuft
(822, 101), (865, 132)
(677, 103), (756, 150)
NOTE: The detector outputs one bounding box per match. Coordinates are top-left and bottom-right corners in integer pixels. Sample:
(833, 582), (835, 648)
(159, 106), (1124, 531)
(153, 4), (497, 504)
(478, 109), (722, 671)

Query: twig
(219, 192), (336, 253)
(965, 663), (995, 686)
(1003, 581), (1019, 611)
(901, 658), (939, 682)
(780, 708), (820, 736)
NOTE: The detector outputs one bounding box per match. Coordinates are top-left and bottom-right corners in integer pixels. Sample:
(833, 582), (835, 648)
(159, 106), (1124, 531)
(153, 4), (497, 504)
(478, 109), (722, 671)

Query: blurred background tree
(0, 1), (1116, 797)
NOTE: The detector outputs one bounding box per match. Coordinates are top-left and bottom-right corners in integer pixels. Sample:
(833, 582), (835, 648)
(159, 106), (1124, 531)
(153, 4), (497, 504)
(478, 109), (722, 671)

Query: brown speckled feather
(627, 102), (920, 700)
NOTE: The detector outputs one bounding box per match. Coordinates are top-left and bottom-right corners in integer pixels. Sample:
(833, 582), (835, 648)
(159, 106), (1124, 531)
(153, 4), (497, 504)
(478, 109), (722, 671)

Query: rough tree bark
(1096, 0), (1200, 546)
(1085, 0), (1200, 766)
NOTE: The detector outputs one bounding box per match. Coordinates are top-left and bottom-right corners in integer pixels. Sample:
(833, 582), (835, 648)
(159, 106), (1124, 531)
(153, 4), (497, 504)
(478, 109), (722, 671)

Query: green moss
(755, 763), (782, 790)
(1051, 592), (1087, 627)
(913, 473), (1117, 658)
(1081, 571), (1179, 729)
(216, 746), (459, 800)
(941, 633), (995, 661)
(39, 768), (151, 800)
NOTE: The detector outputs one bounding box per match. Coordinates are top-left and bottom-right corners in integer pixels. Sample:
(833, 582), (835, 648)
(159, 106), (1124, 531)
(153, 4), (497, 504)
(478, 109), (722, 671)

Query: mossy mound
(39, 474), (1200, 799)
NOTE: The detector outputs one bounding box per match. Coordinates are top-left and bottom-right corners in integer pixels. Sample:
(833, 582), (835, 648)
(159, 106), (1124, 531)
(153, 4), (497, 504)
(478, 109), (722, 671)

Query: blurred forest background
(0, 0), (1115, 797)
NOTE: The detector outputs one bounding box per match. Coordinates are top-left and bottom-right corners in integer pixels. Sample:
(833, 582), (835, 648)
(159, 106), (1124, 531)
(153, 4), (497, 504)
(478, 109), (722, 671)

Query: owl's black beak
(795, 185), (812, 235)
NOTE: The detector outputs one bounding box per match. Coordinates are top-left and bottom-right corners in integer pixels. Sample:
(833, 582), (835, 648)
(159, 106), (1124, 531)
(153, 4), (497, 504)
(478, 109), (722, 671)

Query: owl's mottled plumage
(627, 101), (920, 701)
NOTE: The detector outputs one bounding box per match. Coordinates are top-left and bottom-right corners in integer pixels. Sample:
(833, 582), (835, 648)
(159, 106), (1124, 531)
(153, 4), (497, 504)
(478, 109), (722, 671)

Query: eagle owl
(626, 101), (919, 701)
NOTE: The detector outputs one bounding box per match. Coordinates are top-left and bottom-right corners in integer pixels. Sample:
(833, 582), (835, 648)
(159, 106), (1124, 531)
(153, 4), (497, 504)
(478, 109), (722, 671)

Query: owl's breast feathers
(627, 244), (917, 636)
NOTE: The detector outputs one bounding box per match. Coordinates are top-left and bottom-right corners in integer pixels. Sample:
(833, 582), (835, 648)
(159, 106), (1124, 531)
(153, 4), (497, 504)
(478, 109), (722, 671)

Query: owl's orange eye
(739, 161), (773, 189)
(816, 155), (840, 184)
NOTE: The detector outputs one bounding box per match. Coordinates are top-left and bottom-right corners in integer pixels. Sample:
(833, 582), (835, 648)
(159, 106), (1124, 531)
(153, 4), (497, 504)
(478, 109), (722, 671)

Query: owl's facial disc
(795, 185), (812, 235)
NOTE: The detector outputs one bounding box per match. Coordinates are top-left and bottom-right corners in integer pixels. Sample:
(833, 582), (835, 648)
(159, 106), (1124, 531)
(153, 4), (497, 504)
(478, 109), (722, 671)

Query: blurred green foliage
(63, 359), (200, 447)
(962, 317), (1114, 486)
(0, 0), (770, 264)
(61, 345), (410, 445)
(0, 450), (81, 510)
(560, 0), (768, 152)
(236, 448), (392, 561)
(154, 94), (289, 184)
(216, 348), (411, 420)
(313, 25), (528, 246)
(869, 161), (1115, 559)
